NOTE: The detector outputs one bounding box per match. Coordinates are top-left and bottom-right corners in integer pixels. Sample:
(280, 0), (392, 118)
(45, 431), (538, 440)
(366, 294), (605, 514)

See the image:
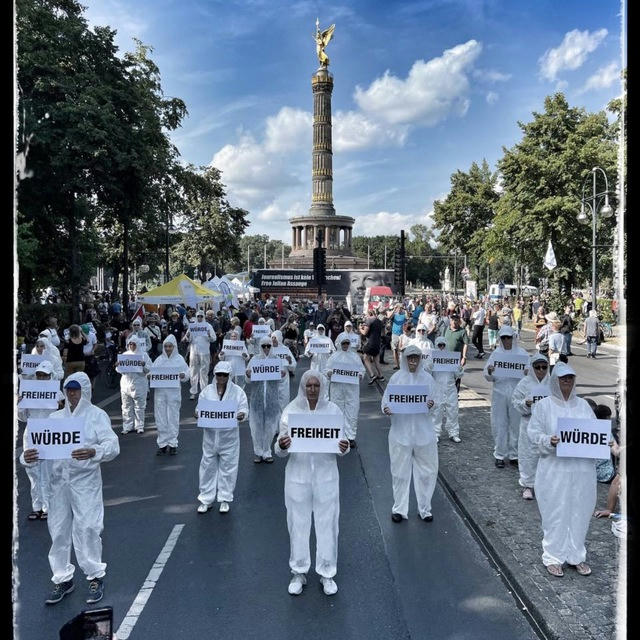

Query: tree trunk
(123, 218), (130, 319)
(69, 200), (81, 324)
(111, 265), (120, 301)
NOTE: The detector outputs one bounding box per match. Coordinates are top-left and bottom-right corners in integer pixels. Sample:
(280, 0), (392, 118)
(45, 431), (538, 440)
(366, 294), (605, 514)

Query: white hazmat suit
(246, 337), (285, 460)
(382, 344), (438, 520)
(185, 314), (216, 396)
(271, 330), (297, 409)
(511, 354), (550, 489)
(482, 325), (529, 462)
(324, 342), (366, 441)
(23, 372), (119, 585)
(304, 324), (335, 372)
(150, 334), (190, 450)
(116, 337), (152, 433)
(274, 371), (349, 583)
(197, 361), (249, 507)
(334, 321), (360, 352)
(527, 363), (597, 567)
(218, 329), (249, 389)
(425, 337), (463, 440)
(28, 336), (64, 381)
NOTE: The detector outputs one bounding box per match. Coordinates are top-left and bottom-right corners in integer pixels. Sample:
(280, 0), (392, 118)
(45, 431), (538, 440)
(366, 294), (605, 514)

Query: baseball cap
(64, 380), (82, 390)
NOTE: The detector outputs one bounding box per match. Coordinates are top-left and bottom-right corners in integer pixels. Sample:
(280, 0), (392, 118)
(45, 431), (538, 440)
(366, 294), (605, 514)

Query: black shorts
(364, 343), (380, 357)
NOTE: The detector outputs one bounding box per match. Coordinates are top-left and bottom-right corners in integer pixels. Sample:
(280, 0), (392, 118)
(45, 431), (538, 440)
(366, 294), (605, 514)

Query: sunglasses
(417, 329), (426, 332)
(215, 372), (230, 377)
(261, 345), (271, 349)
(533, 365), (548, 370)
(501, 336), (513, 340)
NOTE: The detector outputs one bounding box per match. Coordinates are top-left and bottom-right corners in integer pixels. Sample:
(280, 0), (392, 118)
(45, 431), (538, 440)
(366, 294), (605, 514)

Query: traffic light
(313, 247), (326, 287)
(392, 230), (406, 295)
(393, 249), (402, 285)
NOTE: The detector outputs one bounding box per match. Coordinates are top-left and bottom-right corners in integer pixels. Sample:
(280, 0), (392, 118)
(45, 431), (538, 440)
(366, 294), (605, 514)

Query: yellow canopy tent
(136, 274), (221, 306)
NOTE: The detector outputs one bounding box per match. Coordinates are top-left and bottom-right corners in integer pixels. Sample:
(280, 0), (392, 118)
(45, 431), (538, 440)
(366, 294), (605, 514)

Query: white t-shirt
(82, 332), (97, 356)
(472, 308), (486, 326)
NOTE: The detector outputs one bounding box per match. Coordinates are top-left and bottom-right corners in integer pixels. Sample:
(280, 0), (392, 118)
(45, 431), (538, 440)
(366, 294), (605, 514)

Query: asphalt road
(14, 332), (619, 640)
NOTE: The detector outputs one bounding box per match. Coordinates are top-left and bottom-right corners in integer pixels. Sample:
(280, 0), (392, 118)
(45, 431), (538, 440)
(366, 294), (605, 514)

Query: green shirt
(443, 327), (469, 353)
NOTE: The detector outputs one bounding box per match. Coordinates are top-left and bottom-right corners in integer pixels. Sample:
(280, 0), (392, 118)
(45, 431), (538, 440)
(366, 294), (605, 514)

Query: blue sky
(82, 0), (625, 243)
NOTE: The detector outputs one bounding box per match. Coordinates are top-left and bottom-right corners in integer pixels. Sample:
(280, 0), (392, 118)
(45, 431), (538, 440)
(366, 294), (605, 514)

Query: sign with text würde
(556, 418), (611, 459)
(26, 417), (85, 460)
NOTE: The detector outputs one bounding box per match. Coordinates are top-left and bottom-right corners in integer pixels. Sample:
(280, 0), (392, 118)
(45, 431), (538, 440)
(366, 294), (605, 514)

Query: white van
(488, 283), (538, 302)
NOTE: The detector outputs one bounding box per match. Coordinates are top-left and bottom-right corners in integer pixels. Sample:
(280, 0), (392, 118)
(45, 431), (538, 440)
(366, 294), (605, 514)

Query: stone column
(324, 225), (329, 249)
(347, 227), (352, 248)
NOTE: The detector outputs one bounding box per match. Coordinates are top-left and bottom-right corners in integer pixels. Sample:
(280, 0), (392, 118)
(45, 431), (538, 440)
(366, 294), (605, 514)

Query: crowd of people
(17, 288), (621, 604)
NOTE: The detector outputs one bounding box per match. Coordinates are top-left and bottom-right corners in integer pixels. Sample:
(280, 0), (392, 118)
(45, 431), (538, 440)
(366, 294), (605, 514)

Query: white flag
(543, 239), (557, 270)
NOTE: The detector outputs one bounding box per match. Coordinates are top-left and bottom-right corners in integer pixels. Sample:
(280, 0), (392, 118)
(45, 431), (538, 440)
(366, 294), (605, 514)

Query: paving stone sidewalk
(436, 386), (622, 640)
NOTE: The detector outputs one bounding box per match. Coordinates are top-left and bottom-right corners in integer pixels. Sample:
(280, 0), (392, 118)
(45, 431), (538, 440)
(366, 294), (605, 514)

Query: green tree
(405, 224), (440, 287)
(487, 93), (618, 294)
(432, 160), (500, 283)
(352, 235), (397, 269)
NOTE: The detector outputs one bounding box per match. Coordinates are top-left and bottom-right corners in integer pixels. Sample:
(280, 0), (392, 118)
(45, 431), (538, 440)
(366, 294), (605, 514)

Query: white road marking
(97, 391), (122, 408)
(115, 523), (185, 639)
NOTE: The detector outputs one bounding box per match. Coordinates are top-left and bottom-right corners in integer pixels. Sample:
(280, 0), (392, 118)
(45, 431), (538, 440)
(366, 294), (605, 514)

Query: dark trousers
(471, 324), (484, 353)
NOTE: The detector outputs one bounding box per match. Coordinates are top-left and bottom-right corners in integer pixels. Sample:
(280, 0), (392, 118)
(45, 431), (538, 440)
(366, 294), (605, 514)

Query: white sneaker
(189, 394), (196, 400)
(320, 577), (338, 595)
(136, 429), (144, 434)
(449, 435), (461, 443)
(219, 502), (230, 513)
(288, 573), (306, 595)
(197, 503), (211, 514)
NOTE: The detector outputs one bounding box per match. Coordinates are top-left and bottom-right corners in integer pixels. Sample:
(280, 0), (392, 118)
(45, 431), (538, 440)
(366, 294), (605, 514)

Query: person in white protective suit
(150, 334), (189, 455)
(18, 360), (64, 521)
(25, 335), (64, 380)
(527, 362), (597, 577)
(483, 325), (529, 468)
(248, 317), (270, 357)
(196, 361), (249, 514)
(424, 337), (463, 443)
(183, 309), (216, 400)
(275, 370), (350, 596)
(382, 344), (437, 522)
(38, 330), (63, 361)
(304, 323), (335, 372)
(245, 336), (287, 463)
(334, 320), (360, 353)
(130, 317), (152, 353)
(218, 327), (250, 388)
(116, 336), (152, 434)
(511, 353), (550, 500)
(410, 323), (434, 358)
(324, 336), (366, 447)
(21, 372), (119, 605)
(270, 330), (297, 409)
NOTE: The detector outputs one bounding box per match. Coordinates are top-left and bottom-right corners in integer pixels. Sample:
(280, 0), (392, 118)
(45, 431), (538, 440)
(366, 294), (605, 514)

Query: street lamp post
(577, 167), (614, 313)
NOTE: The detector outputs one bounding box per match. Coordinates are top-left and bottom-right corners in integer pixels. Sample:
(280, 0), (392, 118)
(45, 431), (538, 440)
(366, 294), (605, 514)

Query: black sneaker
(391, 513), (403, 523)
(348, 439), (357, 449)
(509, 458), (519, 467)
(86, 578), (104, 604)
(495, 459), (505, 468)
(422, 514), (433, 522)
(45, 580), (74, 604)
(156, 446), (168, 456)
(169, 446), (178, 455)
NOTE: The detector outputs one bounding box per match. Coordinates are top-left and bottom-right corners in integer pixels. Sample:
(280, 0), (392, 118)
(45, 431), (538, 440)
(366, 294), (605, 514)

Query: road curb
(436, 466), (562, 640)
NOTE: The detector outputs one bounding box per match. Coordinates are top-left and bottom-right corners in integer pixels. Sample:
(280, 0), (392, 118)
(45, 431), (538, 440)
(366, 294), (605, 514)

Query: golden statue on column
(314, 18), (335, 67)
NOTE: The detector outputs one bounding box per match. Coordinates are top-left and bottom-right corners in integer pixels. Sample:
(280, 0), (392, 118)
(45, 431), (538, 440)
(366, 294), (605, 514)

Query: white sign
(26, 417), (85, 460)
(556, 418), (611, 459)
(250, 358), (282, 381)
(196, 399), (238, 429)
(490, 353), (529, 379)
(331, 365), (361, 385)
(189, 323), (210, 336)
(252, 325), (271, 338)
(149, 367), (182, 388)
(287, 413), (344, 453)
(18, 379), (61, 409)
(20, 354), (45, 373)
(308, 338), (332, 354)
(386, 384), (431, 414)
(529, 383), (550, 404)
(272, 346), (292, 364)
(117, 354), (145, 373)
(430, 351), (461, 372)
(222, 339), (246, 355)
(345, 333), (360, 348)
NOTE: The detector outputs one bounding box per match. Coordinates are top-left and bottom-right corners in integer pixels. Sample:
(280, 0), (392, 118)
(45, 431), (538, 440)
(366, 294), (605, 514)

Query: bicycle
(600, 321), (614, 338)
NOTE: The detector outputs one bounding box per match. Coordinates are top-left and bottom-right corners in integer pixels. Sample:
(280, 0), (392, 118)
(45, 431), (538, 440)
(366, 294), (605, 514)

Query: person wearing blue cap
(22, 372), (119, 605)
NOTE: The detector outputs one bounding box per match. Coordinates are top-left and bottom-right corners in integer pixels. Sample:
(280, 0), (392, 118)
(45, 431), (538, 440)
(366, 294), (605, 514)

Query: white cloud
(473, 69), (512, 83)
(555, 80), (569, 91)
(538, 28), (608, 81)
(211, 134), (301, 209)
(264, 107), (312, 153)
(579, 61), (619, 93)
(333, 111), (408, 151)
(353, 40), (483, 125)
(353, 211), (434, 236)
(486, 91), (499, 105)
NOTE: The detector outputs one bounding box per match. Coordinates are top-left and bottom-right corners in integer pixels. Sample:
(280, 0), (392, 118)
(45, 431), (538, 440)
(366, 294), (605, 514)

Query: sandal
(571, 562), (591, 576)
(28, 511), (41, 521)
(40, 511), (48, 520)
(546, 564), (564, 577)
(367, 376), (377, 385)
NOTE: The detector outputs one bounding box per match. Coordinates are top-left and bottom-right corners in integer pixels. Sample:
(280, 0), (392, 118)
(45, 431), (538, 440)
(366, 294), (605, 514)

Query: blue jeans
(586, 336), (597, 356)
(561, 332), (572, 354)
